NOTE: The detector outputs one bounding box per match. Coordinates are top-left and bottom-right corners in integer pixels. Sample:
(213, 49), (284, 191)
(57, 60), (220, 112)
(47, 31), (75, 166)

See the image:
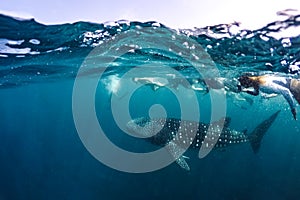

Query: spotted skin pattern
(127, 111), (280, 170)
(132, 118), (249, 150)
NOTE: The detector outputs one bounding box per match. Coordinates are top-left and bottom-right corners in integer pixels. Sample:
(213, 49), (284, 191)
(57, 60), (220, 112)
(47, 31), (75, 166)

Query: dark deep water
(1, 14), (300, 199)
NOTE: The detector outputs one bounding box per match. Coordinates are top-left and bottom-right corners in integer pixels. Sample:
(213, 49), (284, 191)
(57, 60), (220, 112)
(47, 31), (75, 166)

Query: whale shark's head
(126, 117), (166, 138)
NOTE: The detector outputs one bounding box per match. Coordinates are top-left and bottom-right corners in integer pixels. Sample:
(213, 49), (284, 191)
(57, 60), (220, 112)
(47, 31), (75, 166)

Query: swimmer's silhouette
(238, 74), (300, 120)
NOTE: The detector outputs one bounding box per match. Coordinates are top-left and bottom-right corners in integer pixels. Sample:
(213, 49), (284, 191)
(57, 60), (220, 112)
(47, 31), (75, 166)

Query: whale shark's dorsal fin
(212, 117), (231, 128)
(224, 117), (231, 128)
(165, 141), (190, 171)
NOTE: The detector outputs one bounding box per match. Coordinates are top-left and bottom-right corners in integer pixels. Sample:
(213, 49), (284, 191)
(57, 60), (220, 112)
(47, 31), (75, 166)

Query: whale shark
(126, 110), (280, 171)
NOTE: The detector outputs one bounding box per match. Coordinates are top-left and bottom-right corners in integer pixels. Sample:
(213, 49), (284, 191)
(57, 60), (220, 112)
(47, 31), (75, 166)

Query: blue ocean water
(1, 13), (300, 199)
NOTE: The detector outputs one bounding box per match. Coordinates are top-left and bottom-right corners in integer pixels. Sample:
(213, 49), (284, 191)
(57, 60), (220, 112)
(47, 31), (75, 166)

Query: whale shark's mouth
(130, 117), (151, 127)
(126, 117), (150, 136)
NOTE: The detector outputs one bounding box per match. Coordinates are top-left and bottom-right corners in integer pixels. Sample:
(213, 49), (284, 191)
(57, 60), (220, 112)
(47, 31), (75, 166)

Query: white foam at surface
(0, 39), (31, 54)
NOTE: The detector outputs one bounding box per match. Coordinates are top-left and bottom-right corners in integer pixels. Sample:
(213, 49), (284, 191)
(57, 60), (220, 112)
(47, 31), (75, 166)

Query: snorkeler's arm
(245, 85), (259, 96)
(245, 89), (259, 96)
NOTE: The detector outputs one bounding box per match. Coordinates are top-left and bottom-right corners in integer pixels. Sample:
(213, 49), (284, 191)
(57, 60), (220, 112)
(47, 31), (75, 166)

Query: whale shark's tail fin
(249, 110), (280, 154)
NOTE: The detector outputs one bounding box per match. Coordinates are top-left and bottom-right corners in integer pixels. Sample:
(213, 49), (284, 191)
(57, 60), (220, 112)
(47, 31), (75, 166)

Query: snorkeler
(238, 74), (300, 120)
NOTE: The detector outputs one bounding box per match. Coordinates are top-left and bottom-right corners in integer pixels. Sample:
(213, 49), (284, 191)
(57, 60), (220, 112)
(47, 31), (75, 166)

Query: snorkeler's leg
(280, 87), (297, 120)
(290, 79), (300, 104)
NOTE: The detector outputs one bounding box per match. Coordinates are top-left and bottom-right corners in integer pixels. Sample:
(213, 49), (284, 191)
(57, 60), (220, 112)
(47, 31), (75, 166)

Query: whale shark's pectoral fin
(165, 141), (190, 171)
(175, 156), (190, 171)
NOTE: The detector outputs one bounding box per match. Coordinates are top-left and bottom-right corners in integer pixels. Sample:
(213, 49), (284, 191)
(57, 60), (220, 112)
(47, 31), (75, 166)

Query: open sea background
(1, 13), (300, 199)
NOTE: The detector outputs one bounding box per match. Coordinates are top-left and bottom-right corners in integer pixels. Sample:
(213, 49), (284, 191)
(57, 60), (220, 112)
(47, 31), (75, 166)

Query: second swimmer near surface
(238, 74), (300, 120)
